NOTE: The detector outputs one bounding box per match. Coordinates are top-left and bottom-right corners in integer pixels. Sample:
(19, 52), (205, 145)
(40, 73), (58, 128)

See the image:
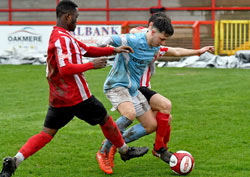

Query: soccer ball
(169, 150), (194, 175)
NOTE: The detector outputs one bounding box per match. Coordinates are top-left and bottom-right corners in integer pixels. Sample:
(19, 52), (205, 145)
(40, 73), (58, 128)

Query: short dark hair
(148, 12), (167, 26)
(56, 0), (78, 18)
(152, 16), (174, 36)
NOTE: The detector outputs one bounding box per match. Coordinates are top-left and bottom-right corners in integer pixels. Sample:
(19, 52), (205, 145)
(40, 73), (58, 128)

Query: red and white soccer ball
(169, 150), (194, 175)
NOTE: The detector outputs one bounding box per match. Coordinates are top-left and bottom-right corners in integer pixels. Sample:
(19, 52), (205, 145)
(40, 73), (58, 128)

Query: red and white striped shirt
(140, 47), (168, 88)
(46, 26), (114, 107)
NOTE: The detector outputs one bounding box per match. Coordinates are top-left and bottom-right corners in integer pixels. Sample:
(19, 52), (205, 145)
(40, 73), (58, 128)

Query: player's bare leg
(117, 102), (136, 120)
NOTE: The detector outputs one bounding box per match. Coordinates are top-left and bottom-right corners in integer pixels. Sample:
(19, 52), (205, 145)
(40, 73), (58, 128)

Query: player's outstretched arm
(59, 57), (110, 76)
(198, 46), (214, 55)
(164, 46), (214, 57)
(114, 46), (134, 54)
(96, 35), (134, 54)
(84, 45), (133, 57)
(96, 36), (114, 47)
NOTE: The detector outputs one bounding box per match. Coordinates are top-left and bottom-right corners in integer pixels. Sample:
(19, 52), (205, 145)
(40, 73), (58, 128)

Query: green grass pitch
(0, 65), (250, 177)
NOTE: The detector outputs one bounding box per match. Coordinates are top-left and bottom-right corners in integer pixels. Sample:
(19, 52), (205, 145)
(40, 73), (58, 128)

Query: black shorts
(44, 95), (107, 129)
(139, 86), (157, 103)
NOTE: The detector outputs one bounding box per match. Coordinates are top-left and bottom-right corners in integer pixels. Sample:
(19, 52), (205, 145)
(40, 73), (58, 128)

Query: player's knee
(159, 99), (172, 114)
(122, 109), (136, 120)
(42, 127), (58, 137)
(98, 114), (110, 126)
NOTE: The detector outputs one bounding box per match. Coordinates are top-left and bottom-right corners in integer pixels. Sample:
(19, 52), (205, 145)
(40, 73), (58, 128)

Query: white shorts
(105, 87), (151, 117)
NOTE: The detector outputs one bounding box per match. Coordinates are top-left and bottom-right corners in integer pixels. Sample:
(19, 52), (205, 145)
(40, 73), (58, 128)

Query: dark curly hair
(56, 0), (78, 18)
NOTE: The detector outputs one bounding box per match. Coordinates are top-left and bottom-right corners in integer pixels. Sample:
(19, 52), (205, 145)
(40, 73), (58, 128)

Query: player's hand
(199, 46), (215, 55)
(91, 57), (108, 69)
(114, 46), (134, 54)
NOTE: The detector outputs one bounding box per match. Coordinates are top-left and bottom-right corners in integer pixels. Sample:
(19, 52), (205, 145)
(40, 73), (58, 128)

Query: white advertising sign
(74, 25), (121, 46)
(0, 26), (52, 54)
(0, 25), (121, 64)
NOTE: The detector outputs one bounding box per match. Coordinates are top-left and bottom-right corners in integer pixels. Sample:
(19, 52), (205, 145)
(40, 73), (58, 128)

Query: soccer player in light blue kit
(96, 16), (174, 174)
(104, 32), (160, 96)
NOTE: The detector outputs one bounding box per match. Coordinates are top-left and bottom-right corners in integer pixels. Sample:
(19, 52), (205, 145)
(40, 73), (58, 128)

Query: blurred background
(1, 0), (250, 64)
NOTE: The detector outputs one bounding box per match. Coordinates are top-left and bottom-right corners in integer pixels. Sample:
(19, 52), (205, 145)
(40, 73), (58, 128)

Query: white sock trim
(15, 152), (25, 167)
(118, 143), (128, 154)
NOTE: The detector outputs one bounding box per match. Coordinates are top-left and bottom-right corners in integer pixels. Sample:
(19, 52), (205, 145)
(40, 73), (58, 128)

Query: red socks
(100, 116), (124, 148)
(18, 117), (125, 159)
(163, 124), (171, 149)
(19, 131), (53, 159)
(154, 112), (170, 151)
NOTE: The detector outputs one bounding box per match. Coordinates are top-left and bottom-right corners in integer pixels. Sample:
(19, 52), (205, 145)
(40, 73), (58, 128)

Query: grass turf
(0, 65), (249, 177)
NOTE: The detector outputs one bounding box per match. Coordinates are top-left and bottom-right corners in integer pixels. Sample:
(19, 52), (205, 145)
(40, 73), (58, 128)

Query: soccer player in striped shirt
(0, 1), (148, 176)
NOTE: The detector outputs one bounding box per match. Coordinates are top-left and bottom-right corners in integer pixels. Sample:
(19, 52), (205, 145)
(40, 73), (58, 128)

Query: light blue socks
(101, 116), (132, 153)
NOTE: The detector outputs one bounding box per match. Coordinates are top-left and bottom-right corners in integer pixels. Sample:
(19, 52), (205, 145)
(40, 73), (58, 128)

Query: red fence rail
(2, 0), (250, 22)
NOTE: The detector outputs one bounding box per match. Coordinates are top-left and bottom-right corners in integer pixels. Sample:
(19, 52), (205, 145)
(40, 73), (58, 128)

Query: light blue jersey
(104, 33), (160, 96)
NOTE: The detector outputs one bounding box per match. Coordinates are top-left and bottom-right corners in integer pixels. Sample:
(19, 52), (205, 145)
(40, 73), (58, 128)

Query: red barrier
(193, 21), (200, 49)
(2, 0), (250, 23)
